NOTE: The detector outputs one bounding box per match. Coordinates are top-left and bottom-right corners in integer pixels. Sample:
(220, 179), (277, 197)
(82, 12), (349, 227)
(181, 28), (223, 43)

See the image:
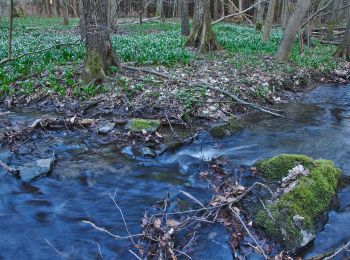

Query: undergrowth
(0, 17), (339, 99)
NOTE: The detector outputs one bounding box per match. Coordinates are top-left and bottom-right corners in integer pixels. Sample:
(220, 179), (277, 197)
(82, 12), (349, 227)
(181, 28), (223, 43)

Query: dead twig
(0, 159), (20, 177)
(324, 241), (350, 260)
(122, 65), (283, 117)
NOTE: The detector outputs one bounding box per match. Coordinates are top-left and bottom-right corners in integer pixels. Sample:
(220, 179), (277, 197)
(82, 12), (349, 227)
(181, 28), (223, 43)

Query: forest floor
(0, 17), (349, 133)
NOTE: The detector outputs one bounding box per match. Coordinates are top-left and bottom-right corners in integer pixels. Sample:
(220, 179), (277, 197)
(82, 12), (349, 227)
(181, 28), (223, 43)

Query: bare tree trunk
(47, 0), (52, 17)
(180, 0), (190, 36)
(238, 0), (243, 21)
(281, 0), (289, 30)
(213, 0), (219, 20)
(55, 0), (61, 16)
(185, 0), (220, 52)
(63, 0), (69, 25)
(81, 0), (120, 81)
(263, 0), (276, 41)
(156, 0), (165, 22)
(8, 0), (14, 60)
(334, 19), (350, 60)
(256, 0), (264, 31)
(276, 0), (311, 60)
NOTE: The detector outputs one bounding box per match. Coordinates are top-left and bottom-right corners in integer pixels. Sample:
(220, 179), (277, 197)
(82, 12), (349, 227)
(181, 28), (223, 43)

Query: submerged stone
(255, 154), (341, 252)
(98, 122), (115, 134)
(125, 118), (160, 133)
(18, 158), (55, 182)
(208, 117), (242, 139)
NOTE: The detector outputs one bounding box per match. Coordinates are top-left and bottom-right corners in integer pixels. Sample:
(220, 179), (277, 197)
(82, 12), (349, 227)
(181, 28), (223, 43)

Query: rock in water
(254, 154), (341, 252)
(98, 122), (115, 134)
(18, 158), (55, 182)
(125, 118), (160, 133)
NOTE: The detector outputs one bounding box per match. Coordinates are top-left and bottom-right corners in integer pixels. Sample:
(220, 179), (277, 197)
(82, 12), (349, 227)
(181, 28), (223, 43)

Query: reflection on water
(0, 84), (349, 259)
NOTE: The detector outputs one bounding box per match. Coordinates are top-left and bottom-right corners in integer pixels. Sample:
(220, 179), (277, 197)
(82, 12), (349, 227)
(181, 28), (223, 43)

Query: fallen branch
(212, 0), (267, 26)
(0, 39), (81, 66)
(0, 159), (20, 176)
(122, 65), (283, 117)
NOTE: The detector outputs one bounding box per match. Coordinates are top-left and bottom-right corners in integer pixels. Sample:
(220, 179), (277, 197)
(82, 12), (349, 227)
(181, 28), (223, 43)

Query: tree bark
(281, 0), (289, 30)
(334, 19), (350, 60)
(55, 0), (61, 16)
(276, 0), (311, 60)
(47, 0), (52, 17)
(256, 0), (265, 31)
(63, 0), (69, 25)
(81, 0), (120, 81)
(180, 0), (190, 36)
(156, 0), (165, 22)
(185, 0), (220, 52)
(262, 0), (276, 41)
(8, 0), (14, 60)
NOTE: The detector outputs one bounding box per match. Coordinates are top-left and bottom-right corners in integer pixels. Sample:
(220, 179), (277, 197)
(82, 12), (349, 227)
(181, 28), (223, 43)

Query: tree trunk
(276, 0), (311, 60)
(8, 0), (14, 60)
(81, 0), (120, 81)
(262, 0), (276, 41)
(156, 0), (165, 22)
(55, 0), (61, 16)
(180, 0), (190, 36)
(63, 0), (69, 25)
(47, 0), (52, 17)
(334, 19), (350, 60)
(281, 0), (289, 30)
(213, 0), (219, 20)
(256, 0), (265, 31)
(238, 0), (243, 21)
(185, 0), (220, 52)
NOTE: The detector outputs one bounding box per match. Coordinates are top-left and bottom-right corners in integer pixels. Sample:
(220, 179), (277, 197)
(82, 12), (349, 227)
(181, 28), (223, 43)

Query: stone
(208, 117), (242, 139)
(125, 118), (160, 133)
(18, 158), (55, 182)
(139, 146), (157, 158)
(97, 122), (115, 134)
(255, 154), (341, 252)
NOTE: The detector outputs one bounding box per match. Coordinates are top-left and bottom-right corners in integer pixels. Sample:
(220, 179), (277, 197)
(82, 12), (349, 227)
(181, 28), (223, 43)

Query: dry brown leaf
(166, 219), (180, 228)
(154, 218), (161, 229)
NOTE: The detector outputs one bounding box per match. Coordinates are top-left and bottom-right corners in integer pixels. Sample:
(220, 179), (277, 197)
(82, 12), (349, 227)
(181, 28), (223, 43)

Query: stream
(0, 84), (349, 259)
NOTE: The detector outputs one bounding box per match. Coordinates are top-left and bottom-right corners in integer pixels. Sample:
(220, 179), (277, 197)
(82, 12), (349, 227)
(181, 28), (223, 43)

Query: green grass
(0, 17), (340, 98)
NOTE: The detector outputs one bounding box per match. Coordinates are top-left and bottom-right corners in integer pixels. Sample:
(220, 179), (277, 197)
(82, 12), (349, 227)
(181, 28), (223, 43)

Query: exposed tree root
(122, 65), (284, 117)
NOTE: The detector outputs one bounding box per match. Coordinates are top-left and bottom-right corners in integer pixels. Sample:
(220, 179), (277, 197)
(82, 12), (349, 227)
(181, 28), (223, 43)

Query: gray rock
(18, 158), (55, 182)
(139, 146), (157, 158)
(98, 122), (115, 134)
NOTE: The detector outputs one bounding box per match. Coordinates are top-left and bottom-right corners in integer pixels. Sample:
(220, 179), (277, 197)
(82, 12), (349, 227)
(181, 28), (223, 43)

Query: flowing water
(0, 84), (349, 259)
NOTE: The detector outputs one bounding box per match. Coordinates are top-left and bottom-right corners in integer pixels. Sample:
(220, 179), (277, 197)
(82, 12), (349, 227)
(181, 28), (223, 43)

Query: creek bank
(254, 154), (342, 252)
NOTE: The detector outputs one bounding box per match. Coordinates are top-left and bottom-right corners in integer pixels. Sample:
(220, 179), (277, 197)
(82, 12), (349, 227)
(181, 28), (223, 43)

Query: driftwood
(122, 65), (284, 117)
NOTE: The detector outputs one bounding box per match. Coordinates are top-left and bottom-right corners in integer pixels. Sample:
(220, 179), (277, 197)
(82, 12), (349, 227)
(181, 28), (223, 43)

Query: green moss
(208, 117), (242, 139)
(255, 154), (316, 179)
(255, 157), (342, 251)
(125, 118), (161, 132)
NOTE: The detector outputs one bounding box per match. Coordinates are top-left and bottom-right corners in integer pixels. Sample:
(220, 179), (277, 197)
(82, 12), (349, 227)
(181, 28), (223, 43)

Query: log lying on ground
(254, 154), (342, 252)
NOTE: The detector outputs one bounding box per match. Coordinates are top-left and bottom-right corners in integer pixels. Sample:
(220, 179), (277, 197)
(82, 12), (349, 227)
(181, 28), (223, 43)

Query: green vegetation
(0, 17), (338, 99)
(255, 154), (316, 179)
(125, 118), (161, 132)
(255, 154), (342, 251)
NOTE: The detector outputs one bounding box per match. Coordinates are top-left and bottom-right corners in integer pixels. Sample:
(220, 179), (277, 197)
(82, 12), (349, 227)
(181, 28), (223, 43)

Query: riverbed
(0, 84), (349, 259)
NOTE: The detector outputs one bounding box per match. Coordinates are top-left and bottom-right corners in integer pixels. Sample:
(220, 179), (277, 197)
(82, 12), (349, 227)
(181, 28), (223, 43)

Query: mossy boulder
(255, 154), (316, 180)
(125, 118), (160, 133)
(255, 154), (342, 252)
(208, 117), (242, 139)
